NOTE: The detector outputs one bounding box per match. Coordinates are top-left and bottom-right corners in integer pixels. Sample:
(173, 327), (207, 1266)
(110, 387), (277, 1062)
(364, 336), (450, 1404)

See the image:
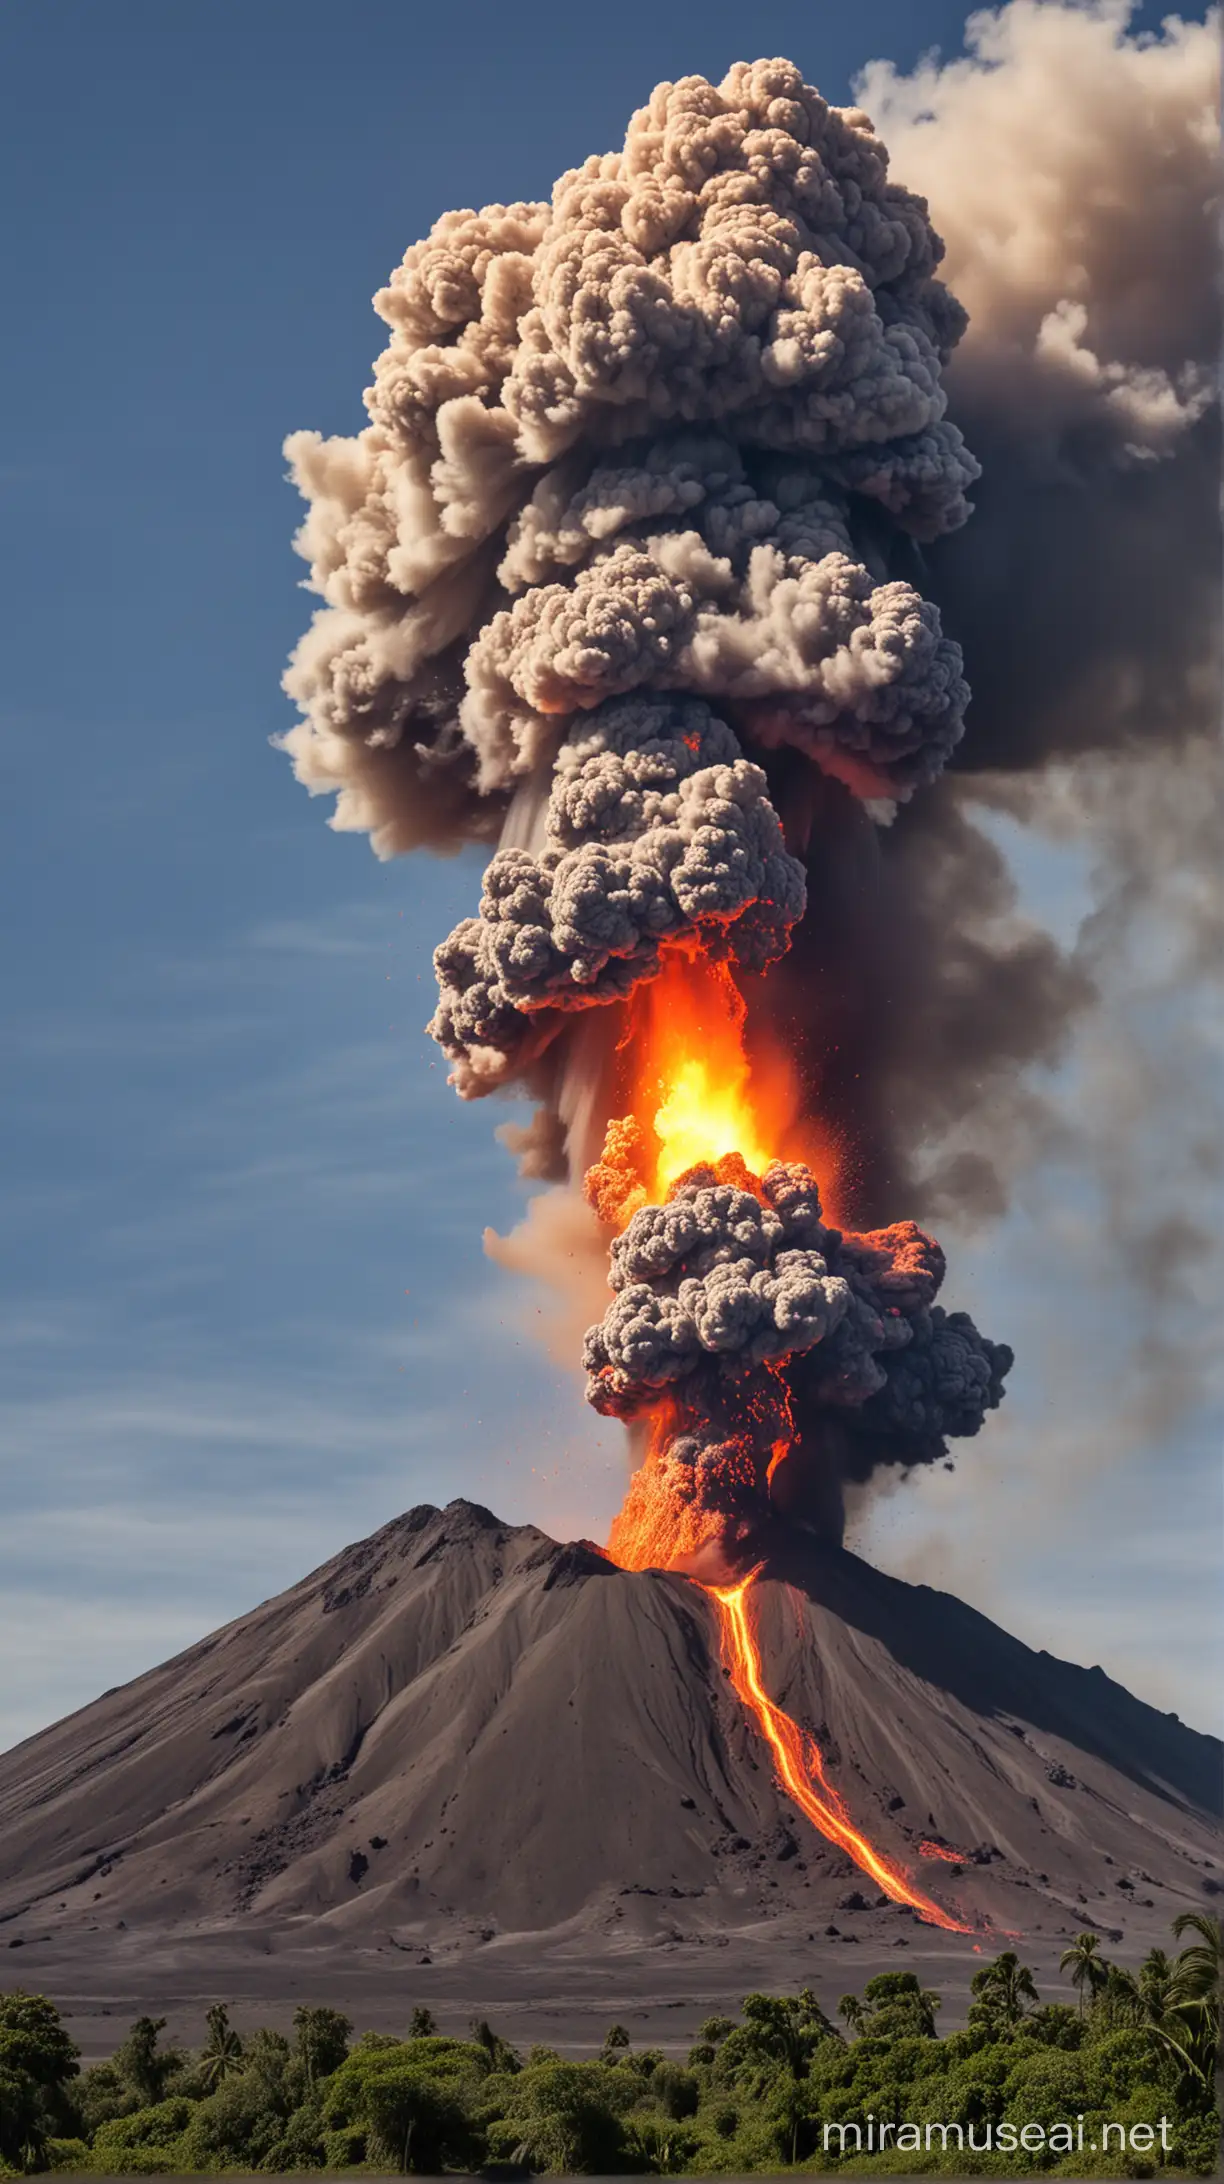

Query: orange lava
(593, 948), (968, 1927)
(918, 1839), (969, 1863)
(708, 1573), (972, 1933)
(631, 953), (782, 1199)
(607, 1402), (758, 1574)
(591, 948), (845, 1230)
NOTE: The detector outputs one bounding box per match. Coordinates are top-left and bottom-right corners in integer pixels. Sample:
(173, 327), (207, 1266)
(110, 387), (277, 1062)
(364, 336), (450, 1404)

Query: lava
(919, 1839), (970, 1864)
(627, 953), (785, 1200)
(594, 943), (994, 1930)
(708, 1572), (972, 1933)
(603, 948), (846, 1225)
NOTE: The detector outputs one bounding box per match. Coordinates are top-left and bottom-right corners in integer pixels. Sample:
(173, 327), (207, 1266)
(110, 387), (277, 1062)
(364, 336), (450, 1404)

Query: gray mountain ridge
(0, 1499), (1219, 2058)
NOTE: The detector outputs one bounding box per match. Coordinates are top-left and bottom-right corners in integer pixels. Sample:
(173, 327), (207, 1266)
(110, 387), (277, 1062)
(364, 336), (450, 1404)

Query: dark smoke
(282, 57), (979, 1094)
(585, 1156), (1011, 1554)
(428, 694), (805, 1095)
(840, 0), (1220, 1221)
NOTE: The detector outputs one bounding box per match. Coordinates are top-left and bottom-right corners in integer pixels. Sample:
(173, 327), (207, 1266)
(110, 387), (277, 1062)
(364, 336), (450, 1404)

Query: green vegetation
(0, 1919), (1216, 2176)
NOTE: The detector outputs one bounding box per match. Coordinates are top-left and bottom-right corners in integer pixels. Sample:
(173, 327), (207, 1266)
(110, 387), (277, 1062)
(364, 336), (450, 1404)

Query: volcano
(0, 1501), (1219, 2052)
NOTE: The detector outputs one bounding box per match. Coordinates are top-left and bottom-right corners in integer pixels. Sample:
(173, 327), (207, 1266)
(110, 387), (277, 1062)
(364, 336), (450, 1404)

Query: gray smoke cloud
(465, 436), (972, 799)
(859, 0), (1219, 783)
(734, 0), (1220, 1233)
(586, 1159), (1011, 1557)
(283, 7), (1217, 1202)
(586, 1160), (1010, 1445)
(428, 694), (805, 1094)
(281, 58), (975, 964)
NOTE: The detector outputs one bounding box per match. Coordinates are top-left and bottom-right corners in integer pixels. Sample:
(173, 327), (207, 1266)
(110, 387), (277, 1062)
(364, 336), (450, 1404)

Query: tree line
(0, 1915), (1216, 2176)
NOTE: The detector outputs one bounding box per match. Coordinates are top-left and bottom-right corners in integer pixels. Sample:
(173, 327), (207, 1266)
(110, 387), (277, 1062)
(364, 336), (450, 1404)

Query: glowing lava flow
(707, 1573), (972, 1933)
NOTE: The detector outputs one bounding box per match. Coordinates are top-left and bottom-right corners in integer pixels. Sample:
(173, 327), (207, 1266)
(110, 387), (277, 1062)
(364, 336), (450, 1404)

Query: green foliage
(320, 2121), (366, 2168)
(87, 2096), (196, 2175)
(969, 1951), (1039, 2037)
(39, 2140), (89, 2172)
(2, 1915), (1217, 2174)
(352, 2066), (472, 2173)
(256, 2094), (328, 2173)
(469, 2017), (520, 2075)
(197, 2001), (244, 2090)
(648, 2061), (700, 2120)
(294, 2005), (353, 2090)
(173, 2059), (294, 2172)
(709, 1987), (839, 2102)
(73, 2064), (130, 2139)
(624, 2111), (701, 2172)
(1024, 2003), (1083, 2050)
(321, 2036), (486, 2172)
(107, 2018), (185, 2110)
(486, 2057), (639, 2174)
(0, 1993), (81, 2173)
(858, 1972), (942, 2042)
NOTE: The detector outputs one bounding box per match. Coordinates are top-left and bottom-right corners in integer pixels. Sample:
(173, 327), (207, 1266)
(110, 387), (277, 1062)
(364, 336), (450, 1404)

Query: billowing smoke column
(283, 59), (977, 867)
(283, 53), (1027, 1569)
(582, 1148), (1010, 1570)
(429, 694), (805, 1096)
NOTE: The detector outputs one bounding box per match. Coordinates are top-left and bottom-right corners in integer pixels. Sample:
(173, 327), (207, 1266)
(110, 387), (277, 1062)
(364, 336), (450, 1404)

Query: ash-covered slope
(0, 1502), (1218, 1954)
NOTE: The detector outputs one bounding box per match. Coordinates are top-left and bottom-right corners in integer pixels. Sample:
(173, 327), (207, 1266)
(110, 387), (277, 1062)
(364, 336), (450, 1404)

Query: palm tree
(837, 1994), (865, 2039)
(796, 1989), (838, 2045)
(1096, 1966), (1144, 2031)
(1138, 1948), (1175, 2011)
(1060, 1932), (1108, 2016)
(198, 2003), (244, 2090)
(1163, 1912), (1222, 2094)
(1088, 1921), (1219, 2099)
(971, 1951), (1039, 2031)
(1171, 1911), (1221, 2001)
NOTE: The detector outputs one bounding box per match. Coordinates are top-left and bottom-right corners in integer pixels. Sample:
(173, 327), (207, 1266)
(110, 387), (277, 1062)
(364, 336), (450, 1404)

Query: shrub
(88, 2096), (196, 2174)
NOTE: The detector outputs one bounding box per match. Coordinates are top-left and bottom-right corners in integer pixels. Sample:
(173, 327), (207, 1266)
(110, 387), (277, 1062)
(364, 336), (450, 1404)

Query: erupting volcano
(284, 54), (1012, 1926)
(273, 33), (1220, 1951)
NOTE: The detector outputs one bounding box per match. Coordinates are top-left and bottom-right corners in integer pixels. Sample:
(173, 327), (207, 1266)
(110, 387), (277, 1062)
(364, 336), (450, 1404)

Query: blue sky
(2, 0), (1218, 1752)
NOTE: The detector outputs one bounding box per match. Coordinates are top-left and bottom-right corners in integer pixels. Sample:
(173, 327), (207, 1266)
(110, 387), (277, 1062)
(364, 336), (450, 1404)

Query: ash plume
(585, 1156), (1010, 1563)
(837, 0), (1221, 1222)
(282, 6), (1218, 1571)
(428, 694), (805, 1094)
(860, 0), (1219, 785)
(469, 437), (972, 800)
(282, 59), (975, 957)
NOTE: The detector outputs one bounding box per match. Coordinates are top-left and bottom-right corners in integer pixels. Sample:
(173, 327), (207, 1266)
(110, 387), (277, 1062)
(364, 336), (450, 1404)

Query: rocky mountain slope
(1, 1501), (1219, 1970)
